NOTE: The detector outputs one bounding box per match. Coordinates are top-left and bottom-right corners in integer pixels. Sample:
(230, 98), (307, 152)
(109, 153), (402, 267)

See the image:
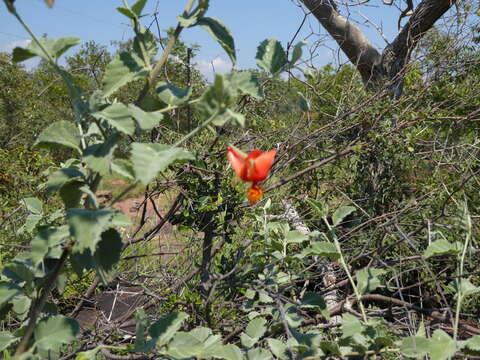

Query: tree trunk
(301, 0), (457, 97)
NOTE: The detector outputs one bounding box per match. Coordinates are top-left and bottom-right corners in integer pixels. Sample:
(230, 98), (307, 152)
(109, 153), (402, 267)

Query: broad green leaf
(21, 197), (43, 215)
(147, 312), (188, 349)
(176, 0), (209, 27)
(424, 239), (461, 258)
(283, 304), (303, 328)
(301, 292), (329, 319)
(46, 168), (85, 194)
(212, 108), (245, 127)
(111, 159), (136, 180)
(301, 241), (339, 259)
(83, 135), (119, 175)
(267, 338), (289, 360)
(156, 82), (192, 105)
(306, 198), (327, 218)
(30, 225), (70, 266)
(332, 206), (356, 227)
(356, 268), (387, 295)
(451, 278), (480, 298)
(286, 230), (308, 244)
(246, 348), (272, 360)
(131, 0), (147, 16)
(341, 313), (363, 338)
(68, 208), (117, 252)
(217, 344), (243, 360)
(400, 336), (430, 358)
(464, 335), (480, 351)
(228, 71), (263, 99)
(256, 38), (287, 75)
(94, 229), (123, 284)
(12, 294), (31, 319)
(103, 52), (149, 97)
(127, 104), (163, 131)
(16, 214), (42, 235)
(131, 143), (195, 185)
(0, 331), (17, 351)
(197, 17), (236, 64)
(428, 329), (456, 360)
(290, 40), (306, 65)
(92, 103), (136, 135)
(34, 121), (82, 154)
(12, 37), (80, 63)
(0, 282), (22, 309)
(241, 317), (267, 348)
(133, 28), (158, 65)
(34, 315), (79, 353)
(167, 328), (223, 359)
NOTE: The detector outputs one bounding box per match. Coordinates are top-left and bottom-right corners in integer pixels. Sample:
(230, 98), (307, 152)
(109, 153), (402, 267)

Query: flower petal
(227, 146), (247, 180)
(251, 149), (277, 182)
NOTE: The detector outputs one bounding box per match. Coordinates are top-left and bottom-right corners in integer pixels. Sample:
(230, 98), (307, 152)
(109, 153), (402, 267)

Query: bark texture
(301, 0), (457, 96)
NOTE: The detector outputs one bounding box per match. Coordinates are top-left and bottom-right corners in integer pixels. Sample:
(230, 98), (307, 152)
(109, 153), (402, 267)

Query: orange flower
(227, 146), (276, 204)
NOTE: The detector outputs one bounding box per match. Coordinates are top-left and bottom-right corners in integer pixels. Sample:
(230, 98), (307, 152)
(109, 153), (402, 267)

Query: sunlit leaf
(0, 331), (18, 351)
(12, 37), (80, 63)
(34, 315), (79, 353)
(256, 38), (287, 75)
(156, 82), (191, 105)
(290, 40), (306, 65)
(332, 205), (356, 227)
(197, 17), (236, 65)
(356, 268), (387, 294)
(424, 239), (461, 258)
(103, 52), (148, 97)
(34, 121), (82, 154)
(92, 103), (136, 135)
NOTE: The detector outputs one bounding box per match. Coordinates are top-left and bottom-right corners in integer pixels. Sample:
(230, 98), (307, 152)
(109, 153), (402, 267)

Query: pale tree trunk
(301, 0), (457, 97)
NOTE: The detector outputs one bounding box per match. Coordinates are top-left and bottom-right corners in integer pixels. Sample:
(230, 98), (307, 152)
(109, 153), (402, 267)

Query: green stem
(173, 110), (219, 148)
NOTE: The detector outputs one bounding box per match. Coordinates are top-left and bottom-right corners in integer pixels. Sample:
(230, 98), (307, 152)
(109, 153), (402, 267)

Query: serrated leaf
(301, 292), (329, 319)
(464, 335), (480, 351)
(47, 168), (86, 194)
(197, 17), (236, 65)
(451, 278), (480, 298)
(424, 239), (461, 258)
(228, 71), (263, 99)
(217, 344), (243, 360)
(356, 268), (387, 295)
(83, 135), (119, 175)
(0, 331), (18, 351)
(256, 38), (287, 75)
(34, 315), (79, 353)
(428, 329), (456, 360)
(147, 312), (188, 349)
(21, 197), (43, 215)
(0, 282), (22, 309)
(133, 28), (158, 65)
(30, 225), (70, 266)
(111, 159), (135, 180)
(34, 121), (82, 154)
(267, 338), (289, 360)
(12, 37), (80, 63)
(68, 208), (117, 252)
(291, 40), (306, 65)
(301, 241), (339, 259)
(176, 0), (209, 27)
(332, 205), (356, 227)
(286, 230), (308, 244)
(131, 143), (194, 185)
(341, 313), (363, 338)
(103, 52), (149, 97)
(17, 214), (42, 235)
(156, 82), (192, 105)
(400, 336), (430, 358)
(92, 103), (136, 135)
(246, 347), (272, 360)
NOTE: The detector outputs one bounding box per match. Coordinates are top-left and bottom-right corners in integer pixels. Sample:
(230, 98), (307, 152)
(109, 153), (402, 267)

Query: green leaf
(0, 282), (22, 309)
(146, 312), (188, 349)
(332, 205), (356, 227)
(246, 347), (272, 360)
(12, 37), (80, 63)
(134, 308), (149, 351)
(301, 292), (329, 319)
(176, 0), (209, 27)
(155, 82), (192, 105)
(356, 268), (387, 295)
(103, 52), (149, 97)
(286, 230), (308, 244)
(68, 208), (117, 252)
(290, 40), (306, 65)
(131, 0), (147, 16)
(197, 17), (236, 65)
(306, 198), (327, 218)
(167, 327), (223, 359)
(451, 278), (480, 298)
(30, 225), (70, 266)
(92, 103), (136, 135)
(17, 214), (43, 235)
(116, 7), (137, 20)
(464, 335), (480, 351)
(341, 313), (364, 338)
(400, 336), (430, 358)
(34, 315), (79, 353)
(267, 338), (289, 360)
(111, 159), (135, 180)
(93, 229), (123, 284)
(128, 104), (163, 131)
(0, 331), (18, 351)
(256, 38), (288, 75)
(46, 168), (86, 194)
(34, 121), (82, 154)
(228, 71), (263, 99)
(21, 197), (43, 215)
(424, 239), (461, 258)
(301, 241), (339, 259)
(241, 317), (267, 348)
(217, 344), (243, 360)
(428, 330), (456, 360)
(283, 304), (303, 328)
(83, 135), (119, 176)
(133, 29), (158, 65)
(131, 143), (194, 185)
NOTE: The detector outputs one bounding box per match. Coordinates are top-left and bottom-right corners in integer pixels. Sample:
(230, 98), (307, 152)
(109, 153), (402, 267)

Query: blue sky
(1, 0), (402, 77)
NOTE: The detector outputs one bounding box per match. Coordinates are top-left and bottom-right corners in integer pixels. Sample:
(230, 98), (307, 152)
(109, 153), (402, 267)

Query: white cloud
(195, 56), (232, 81)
